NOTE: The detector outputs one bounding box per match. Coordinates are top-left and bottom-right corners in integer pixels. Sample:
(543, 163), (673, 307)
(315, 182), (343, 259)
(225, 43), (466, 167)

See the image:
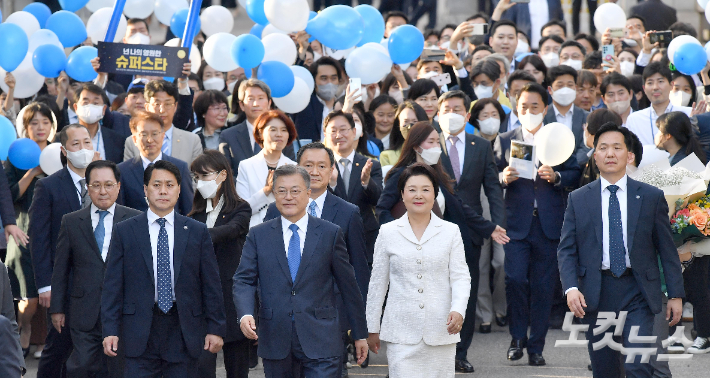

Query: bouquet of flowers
(670, 196), (710, 247)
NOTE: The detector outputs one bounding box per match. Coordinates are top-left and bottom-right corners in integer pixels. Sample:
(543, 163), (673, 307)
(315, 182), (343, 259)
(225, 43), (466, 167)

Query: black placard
(97, 42), (189, 77)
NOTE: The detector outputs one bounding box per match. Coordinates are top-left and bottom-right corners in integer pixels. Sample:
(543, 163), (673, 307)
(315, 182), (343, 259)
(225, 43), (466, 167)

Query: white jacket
(235, 151), (295, 228)
(366, 212), (471, 346)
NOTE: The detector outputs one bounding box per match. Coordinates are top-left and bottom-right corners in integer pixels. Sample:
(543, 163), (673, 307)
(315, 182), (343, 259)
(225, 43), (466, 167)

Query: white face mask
(417, 146), (442, 165)
(127, 32), (150, 45)
(561, 59), (583, 71)
(541, 52), (560, 68)
(226, 80), (237, 94)
(317, 83), (338, 101)
(620, 61), (635, 77)
(608, 99), (631, 115)
(514, 40), (530, 57)
(76, 104), (105, 125)
(313, 51), (322, 61)
(65, 148), (94, 169)
(438, 112), (466, 134)
(478, 117), (500, 135)
(519, 111), (544, 131)
(552, 87), (577, 106)
(389, 89), (404, 104)
(203, 77), (225, 91)
(669, 90), (691, 107)
(474, 85), (494, 99)
(197, 178), (220, 199)
(354, 121), (363, 139)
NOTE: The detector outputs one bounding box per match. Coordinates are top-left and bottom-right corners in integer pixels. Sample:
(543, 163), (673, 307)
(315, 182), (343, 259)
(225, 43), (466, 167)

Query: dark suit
(100, 126), (127, 164)
(291, 92), (325, 142)
(218, 120), (295, 177)
(331, 153), (383, 264)
(629, 0), (677, 32)
(500, 0), (564, 47)
(557, 178), (685, 377)
(190, 201), (252, 378)
(493, 127), (581, 355)
(117, 156), (194, 214)
(0, 163), (17, 227)
(101, 212), (226, 376)
(50, 205), (140, 377)
(101, 111), (132, 140)
(543, 105), (589, 167)
(232, 216), (367, 376)
(694, 113), (710, 160)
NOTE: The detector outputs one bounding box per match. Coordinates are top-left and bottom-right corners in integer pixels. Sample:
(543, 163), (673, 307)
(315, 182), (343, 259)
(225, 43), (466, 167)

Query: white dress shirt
(67, 108), (79, 124)
(334, 149), (357, 185)
(443, 131), (465, 175)
(508, 112), (521, 132)
(529, 0), (550, 49)
(553, 104), (574, 131)
(308, 191), (328, 218)
(91, 203), (115, 261)
(246, 120), (256, 152)
(282, 214), (308, 257)
(380, 134), (391, 150)
(141, 152), (163, 170)
(147, 209), (176, 302)
(316, 96), (333, 141)
(67, 167), (85, 204)
(624, 102), (691, 145)
(90, 126), (107, 160)
(601, 175), (631, 270)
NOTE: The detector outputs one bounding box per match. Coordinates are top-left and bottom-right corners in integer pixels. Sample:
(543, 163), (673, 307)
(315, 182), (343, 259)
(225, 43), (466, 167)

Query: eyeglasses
(192, 171), (219, 183)
(325, 127), (352, 136)
(274, 188), (304, 198)
(87, 182), (117, 192)
(138, 131), (163, 140)
(149, 102), (176, 111)
(208, 105), (229, 113)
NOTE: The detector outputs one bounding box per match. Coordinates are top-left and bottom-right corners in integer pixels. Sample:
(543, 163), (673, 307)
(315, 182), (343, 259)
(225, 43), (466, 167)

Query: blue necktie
(156, 218), (173, 313)
(161, 136), (170, 156)
(94, 210), (109, 261)
(287, 224), (301, 282)
(607, 185), (627, 277)
(308, 201), (318, 218)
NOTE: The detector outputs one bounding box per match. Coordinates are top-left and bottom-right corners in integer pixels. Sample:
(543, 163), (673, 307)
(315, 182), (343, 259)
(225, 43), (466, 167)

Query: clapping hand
(360, 159), (373, 187)
(342, 84), (362, 113)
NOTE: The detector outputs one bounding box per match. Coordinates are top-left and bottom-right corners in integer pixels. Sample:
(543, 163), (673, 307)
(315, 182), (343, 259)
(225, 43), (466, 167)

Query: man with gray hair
(233, 164), (369, 376)
(219, 79), (295, 177)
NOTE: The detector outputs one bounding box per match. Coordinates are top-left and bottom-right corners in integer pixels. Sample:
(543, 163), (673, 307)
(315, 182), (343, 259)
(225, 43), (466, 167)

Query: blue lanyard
(650, 105), (672, 140)
(94, 128), (102, 156)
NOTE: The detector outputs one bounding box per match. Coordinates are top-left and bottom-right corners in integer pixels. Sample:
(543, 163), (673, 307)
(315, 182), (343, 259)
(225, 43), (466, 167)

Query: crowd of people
(0, 0), (709, 377)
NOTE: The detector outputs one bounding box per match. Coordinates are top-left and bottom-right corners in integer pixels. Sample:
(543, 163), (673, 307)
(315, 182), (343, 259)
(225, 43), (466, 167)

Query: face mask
(127, 32), (150, 45)
(561, 59), (583, 71)
(197, 178), (220, 199)
(669, 90), (691, 107)
(65, 148), (94, 169)
(608, 99), (631, 115)
(76, 104), (105, 124)
(438, 112), (466, 134)
(552, 87), (577, 106)
(313, 51), (322, 61)
(474, 85), (494, 99)
(203, 77), (225, 91)
(316, 82), (338, 101)
(514, 40), (530, 57)
(389, 89), (404, 104)
(519, 111), (544, 131)
(541, 52), (559, 68)
(478, 117), (500, 135)
(620, 61), (635, 77)
(354, 121), (363, 139)
(418, 146), (442, 165)
(361, 85), (380, 104)
(226, 80), (237, 94)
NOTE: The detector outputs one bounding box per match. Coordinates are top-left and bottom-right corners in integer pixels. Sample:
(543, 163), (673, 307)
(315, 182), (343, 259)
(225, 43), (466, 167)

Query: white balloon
(264, 0), (310, 32)
(668, 35), (702, 64)
(290, 65), (314, 93)
(124, 0), (155, 19)
(345, 45), (392, 85)
(29, 30), (64, 52)
(273, 77), (310, 113)
(700, 0), (710, 11)
(203, 33), (239, 72)
(165, 38), (202, 74)
(200, 6), (235, 37)
(0, 59), (45, 99)
(262, 33), (298, 66)
(86, 7), (128, 44)
(261, 24), (289, 39)
(534, 122), (575, 167)
(39, 143), (64, 176)
(323, 46), (355, 60)
(6, 11), (41, 39)
(85, 0), (114, 13)
(706, 6), (710, 26)
(593, 3), (626, 33)
(154, 0), (188, 26)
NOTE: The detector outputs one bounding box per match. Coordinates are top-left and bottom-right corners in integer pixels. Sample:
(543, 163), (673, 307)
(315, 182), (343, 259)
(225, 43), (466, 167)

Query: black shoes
(496, 314), (508, 327)
(528, 353), (546, 366)
(507, 339), (526, 361)
(455, 359), (475, 373)
(479, 323), (492, 333)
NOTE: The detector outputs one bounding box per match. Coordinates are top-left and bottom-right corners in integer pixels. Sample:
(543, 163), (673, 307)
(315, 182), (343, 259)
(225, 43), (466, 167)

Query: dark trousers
(198, 339), (250, 378)
(572, 0), (598, 35)
(124, 306), (198, 378)
(683, 255), (710, 338)
(67, 318), (122, 378)
(584, 274), (655, 378)
(0, 315), (23, 378)
(410, 0), (438, 30)
(379, 0), (404, 13)
(456, 243), (482, 360)
(263, 321), (340, 378)
(504, 215), (559, 354)
(38, 311), (73, 378)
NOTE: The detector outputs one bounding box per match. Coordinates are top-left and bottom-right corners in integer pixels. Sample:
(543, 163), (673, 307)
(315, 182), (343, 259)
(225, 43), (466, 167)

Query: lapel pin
(471, 142), (475, 145)
(356, 162), (360, 166)
(636, 195), (640, 199)
(184, 226), (188, 229)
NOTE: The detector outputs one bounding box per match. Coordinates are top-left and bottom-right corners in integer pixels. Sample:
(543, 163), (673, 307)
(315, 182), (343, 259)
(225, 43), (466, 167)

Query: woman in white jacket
(236, 110), (296, 227)
(366, 163), (471, 377)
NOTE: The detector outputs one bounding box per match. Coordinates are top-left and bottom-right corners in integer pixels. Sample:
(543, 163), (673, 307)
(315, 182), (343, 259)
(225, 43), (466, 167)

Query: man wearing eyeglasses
(49, 160), (141, 378)
(117, 111), (194, 214)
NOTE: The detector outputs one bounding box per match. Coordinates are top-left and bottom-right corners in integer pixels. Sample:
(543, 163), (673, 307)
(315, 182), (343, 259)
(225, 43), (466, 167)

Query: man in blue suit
(117, 111), (193, 214)
(73, 83), (126, 164)
(493, 83), (581, 366)
(233, 165), (368, 377)
(498, 0), (564, 49)
(102, 160), (226, 377)
(291, 57), (343, 142)
(558, 123), (685, 378)
(30, 124), (99, 377)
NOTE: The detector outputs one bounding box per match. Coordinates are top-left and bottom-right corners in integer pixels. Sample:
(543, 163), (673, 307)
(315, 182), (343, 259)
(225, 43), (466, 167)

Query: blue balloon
(8, 139), (41, 170)
(33, 44), (67, 78)
(309, 11), (317, 20)
(250, 23), (266, 39)
(66, 46), (98, 82)
(0, 24), (29, 72)
(388, 25), (424, 64)
(0, 116), (18, 160)
(306, 5), (364, 51)
(246, 0), (268, 25)
(45, 11), (87, 48)
(23, 3), (52, 28)
(257, 61), (294, 98)
(58, 0), (90, 12)
(515, 52), (534, 62)
(501, 104), (512, 115)
(674, 43), (708, 76)
(231, 34), (265, 69)
(355, 5), (385, 47)
(170, 9), (201, 42)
